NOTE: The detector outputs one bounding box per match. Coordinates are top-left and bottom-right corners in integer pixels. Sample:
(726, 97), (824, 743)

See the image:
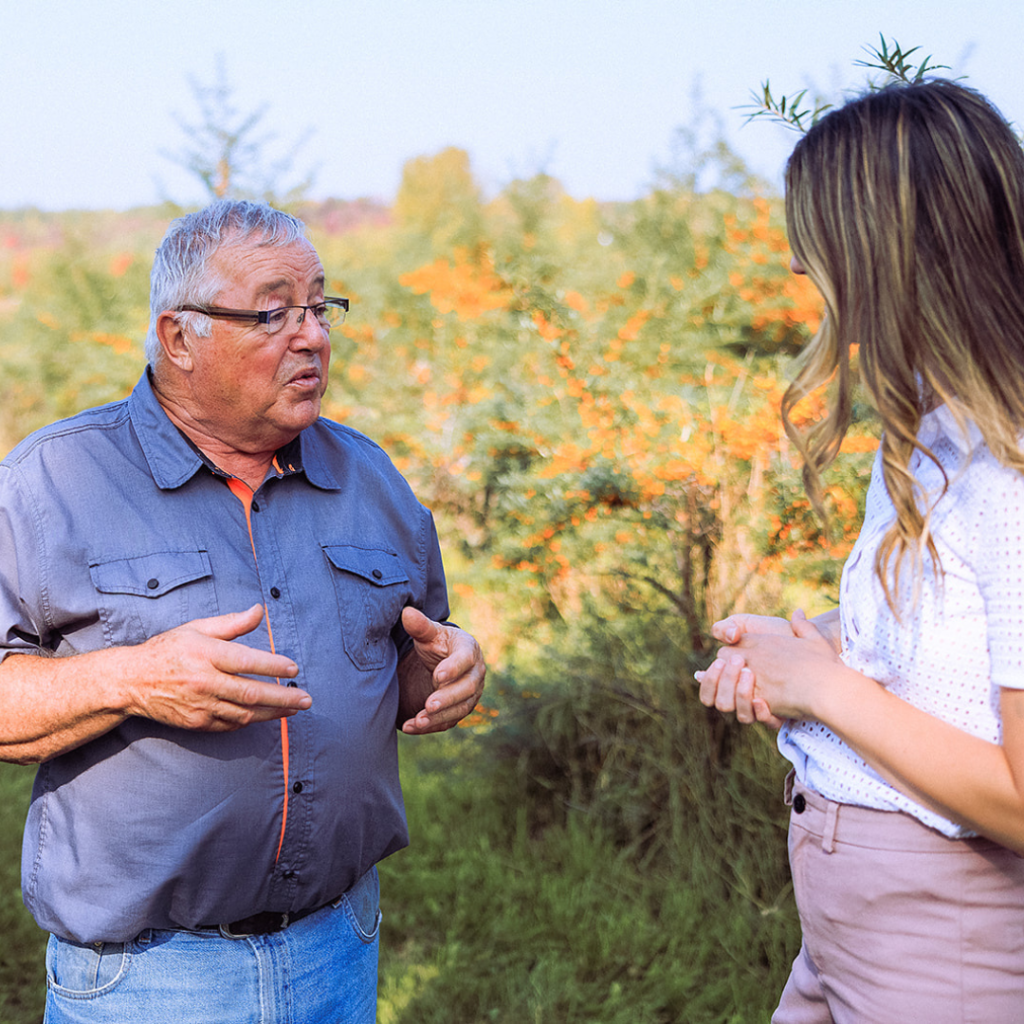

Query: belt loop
(821, 800), (839, 854)
(783, 769), (796, 806)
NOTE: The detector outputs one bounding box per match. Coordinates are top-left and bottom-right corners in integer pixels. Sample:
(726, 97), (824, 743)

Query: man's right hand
(123, 604), (310, 731)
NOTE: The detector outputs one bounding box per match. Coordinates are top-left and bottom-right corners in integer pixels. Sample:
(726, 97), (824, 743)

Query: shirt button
(292, 781), (304, 794)
(251, 501), (260, 513)
(372, 569), (383, 579)
(270, 587), (281, 599)
(147, 578), (159, 590)
(793, 794), (807, 814)
(283, 870), (297, 880)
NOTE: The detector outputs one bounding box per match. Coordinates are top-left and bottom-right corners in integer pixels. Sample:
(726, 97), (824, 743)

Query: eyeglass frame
(176, 297), (350, 331)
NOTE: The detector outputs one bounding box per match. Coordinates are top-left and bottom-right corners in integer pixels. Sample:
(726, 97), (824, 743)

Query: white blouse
(778, 404), (1024, 837)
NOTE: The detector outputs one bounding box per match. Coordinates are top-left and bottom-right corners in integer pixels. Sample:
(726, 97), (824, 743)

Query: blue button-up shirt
(0, 372), (450, 943)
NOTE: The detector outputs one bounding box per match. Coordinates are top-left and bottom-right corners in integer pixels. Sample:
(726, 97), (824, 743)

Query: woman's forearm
(809, 663), (1024, 852)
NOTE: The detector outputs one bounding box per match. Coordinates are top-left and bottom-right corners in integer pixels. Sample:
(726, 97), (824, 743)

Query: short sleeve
(973, 458), (1024, 690)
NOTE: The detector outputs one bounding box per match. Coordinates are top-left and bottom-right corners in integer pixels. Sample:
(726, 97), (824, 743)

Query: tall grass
(379, 745), (796, 1023)
(379, 609), (799, 1023)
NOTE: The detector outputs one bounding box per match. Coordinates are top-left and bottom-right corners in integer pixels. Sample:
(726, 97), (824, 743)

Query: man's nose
(290, 308), (329, 349)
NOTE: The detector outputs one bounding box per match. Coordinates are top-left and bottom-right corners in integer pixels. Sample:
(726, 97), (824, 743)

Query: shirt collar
(919, 403), (983, 457)
(128, 370), (340, 491)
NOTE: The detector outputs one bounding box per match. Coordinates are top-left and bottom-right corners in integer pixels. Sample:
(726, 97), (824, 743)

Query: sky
(4, 0), (1024, 211)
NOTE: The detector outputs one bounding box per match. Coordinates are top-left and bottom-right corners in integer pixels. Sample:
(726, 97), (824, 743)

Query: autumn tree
(394, 147), (484, 255)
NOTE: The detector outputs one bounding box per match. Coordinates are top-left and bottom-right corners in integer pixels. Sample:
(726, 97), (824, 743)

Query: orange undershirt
(226, 474), (290, 865)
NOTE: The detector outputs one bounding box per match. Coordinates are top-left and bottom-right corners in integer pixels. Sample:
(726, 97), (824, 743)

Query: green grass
(0, 762), (47, 1024)
(378, 733), (798, 1024)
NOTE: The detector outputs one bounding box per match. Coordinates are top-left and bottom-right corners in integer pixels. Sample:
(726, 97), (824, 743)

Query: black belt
(208, 899), (333, 939)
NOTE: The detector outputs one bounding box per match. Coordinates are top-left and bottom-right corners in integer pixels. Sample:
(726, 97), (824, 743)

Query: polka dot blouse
(777, 404), (1024, 837)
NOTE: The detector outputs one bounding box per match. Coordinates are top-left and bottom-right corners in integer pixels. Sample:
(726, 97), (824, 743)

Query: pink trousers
(774, 778), (1024, 1024)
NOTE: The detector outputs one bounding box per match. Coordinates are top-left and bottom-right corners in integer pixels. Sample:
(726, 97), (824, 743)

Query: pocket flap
(321, 544), (409, 586)
(89, 551), (213, 598)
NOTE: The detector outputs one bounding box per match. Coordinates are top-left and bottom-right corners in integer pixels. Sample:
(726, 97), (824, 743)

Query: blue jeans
(43, 867), (380, 1024)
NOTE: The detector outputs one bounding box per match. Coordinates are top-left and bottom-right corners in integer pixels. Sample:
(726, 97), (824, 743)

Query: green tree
(163, 55), (315, 206)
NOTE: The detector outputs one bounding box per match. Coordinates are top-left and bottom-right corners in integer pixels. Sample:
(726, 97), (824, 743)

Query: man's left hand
(397, 607), (486, 734)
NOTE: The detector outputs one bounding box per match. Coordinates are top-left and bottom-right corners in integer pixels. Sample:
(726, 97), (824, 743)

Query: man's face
(187, 238), (331, 454)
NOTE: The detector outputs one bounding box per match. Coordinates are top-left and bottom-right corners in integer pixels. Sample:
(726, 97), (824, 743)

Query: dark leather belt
(210, 899), (331, 939)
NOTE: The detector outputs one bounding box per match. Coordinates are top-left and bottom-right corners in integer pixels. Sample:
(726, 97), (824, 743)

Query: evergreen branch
(854, 33), (950, 85)
(741, 36), (954, 137)
(739, 81), (832, 134)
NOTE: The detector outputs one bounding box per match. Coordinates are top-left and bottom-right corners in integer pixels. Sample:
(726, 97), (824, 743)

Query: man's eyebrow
(254, 278), (291, 300)
(254, 274), (326, 300)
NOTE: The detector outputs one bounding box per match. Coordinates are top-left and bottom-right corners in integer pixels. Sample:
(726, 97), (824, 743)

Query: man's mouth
(287, 366), (321, 388)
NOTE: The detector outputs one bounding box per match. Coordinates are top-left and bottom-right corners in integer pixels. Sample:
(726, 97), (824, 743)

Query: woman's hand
(698, 613), (796, 727)
(710, 612), (797, 646)
(697, 610), (842, 726)
(696, 653), (775, 726)
(728, 610), (841, 720)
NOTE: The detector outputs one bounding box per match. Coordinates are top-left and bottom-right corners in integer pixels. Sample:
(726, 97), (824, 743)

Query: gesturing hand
(397, 607), (486, 734)
(123, 604), (311, 731)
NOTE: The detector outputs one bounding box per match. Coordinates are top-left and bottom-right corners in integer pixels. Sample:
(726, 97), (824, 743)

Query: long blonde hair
(783, 79), (1024, 608)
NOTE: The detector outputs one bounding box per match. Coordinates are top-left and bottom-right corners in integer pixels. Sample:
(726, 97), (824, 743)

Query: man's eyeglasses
(177, 298), (349, 335)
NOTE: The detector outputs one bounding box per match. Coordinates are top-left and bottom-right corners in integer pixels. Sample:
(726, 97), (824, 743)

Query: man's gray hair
(145, 200), (308, 366)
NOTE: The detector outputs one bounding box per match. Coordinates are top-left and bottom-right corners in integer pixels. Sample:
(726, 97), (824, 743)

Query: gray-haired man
(0, 200), (485, 1023)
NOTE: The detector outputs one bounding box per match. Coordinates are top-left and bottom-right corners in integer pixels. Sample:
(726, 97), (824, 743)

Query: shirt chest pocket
(322, 544), (411, 671)
(88, 550), (220, 647)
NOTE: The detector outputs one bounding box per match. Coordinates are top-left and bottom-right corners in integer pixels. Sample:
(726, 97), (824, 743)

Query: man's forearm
(0, 607), (309, 763)
(0, 649), (131, 764)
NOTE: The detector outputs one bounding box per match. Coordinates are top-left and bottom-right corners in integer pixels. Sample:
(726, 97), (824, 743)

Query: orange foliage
(400, 249), (513, 320)
(72, 331), (136, 356)
(109, 253), (133, 277)
(564, 290), (589, 314)
(617, 310), (650, 342)
(724, 200), (824, 341)
(840, 434), (880, 454)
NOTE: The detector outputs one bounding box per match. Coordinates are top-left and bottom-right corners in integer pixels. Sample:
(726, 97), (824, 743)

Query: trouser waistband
(202, 889), (345, 939)
(784, 771), (1010, 855)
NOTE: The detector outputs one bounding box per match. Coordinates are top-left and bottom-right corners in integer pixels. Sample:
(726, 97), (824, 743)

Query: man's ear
(155, 311), (194, 371)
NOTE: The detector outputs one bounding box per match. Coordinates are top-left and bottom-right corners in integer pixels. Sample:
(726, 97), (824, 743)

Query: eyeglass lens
(266, 303), (347, 334)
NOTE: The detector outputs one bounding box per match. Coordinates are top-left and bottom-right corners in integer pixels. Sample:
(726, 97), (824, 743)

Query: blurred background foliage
(0, 123), (877, 1022)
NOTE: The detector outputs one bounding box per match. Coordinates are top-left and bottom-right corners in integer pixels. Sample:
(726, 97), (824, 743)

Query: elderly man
(0, 200), (485, 1023)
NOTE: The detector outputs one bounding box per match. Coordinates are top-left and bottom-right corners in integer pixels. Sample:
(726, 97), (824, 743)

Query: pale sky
(3, 1), (1022, 210)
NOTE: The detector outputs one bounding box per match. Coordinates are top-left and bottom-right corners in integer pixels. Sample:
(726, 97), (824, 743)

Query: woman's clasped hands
(695, 610), (841, 728)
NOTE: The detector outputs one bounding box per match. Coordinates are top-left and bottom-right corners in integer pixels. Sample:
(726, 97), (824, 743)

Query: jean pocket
(322, 544), (411, 671)
(89, 549), (219, 646)
(46, 935), (130, 997)
(332, 866), (382, 943)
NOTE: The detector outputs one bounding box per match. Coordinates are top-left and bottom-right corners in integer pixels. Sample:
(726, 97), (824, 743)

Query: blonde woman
(697, 79), (1024, 1022)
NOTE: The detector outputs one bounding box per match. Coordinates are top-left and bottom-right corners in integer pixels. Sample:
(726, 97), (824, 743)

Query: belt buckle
(218, 911), (290, 939)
